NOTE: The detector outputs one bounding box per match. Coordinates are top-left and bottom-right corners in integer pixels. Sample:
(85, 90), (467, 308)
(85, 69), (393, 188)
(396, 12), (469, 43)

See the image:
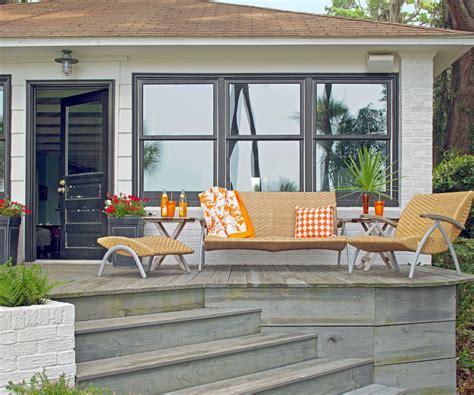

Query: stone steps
(76, 332), (319, 393)
(75, 307), (261, 362)
(167, 357), (374, 395)
(344, 383), (408, 394)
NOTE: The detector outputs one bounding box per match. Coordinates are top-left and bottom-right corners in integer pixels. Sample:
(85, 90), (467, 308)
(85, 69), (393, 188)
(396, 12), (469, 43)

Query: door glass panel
(316, 83), (388, 136)
(67, 101), (103, 174)
(143, 84), (214, 136)
(229, 83), (301, 135)
(143, 141), (214, 191)
(229, 141), (300, 191)
(0, 86), (4, 139)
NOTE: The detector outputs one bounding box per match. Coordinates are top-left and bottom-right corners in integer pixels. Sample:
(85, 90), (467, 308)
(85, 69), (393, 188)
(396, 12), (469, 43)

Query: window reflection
(229, 84), (300, 136)
(143, 84), (214, 136)
(315, 140), (388, 192)
(230, 141), (300, 191)
(143, 141), (213, 192)
(316, 83), (387, 136)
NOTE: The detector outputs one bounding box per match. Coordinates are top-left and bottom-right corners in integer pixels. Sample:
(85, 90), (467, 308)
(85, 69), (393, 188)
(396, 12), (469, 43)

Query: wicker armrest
(360, 214), (398, 228)
(420, 213), (465, 230)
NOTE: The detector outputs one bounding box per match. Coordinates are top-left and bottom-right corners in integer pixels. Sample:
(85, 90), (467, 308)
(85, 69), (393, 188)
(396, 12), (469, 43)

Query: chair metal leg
(98, 249), (114, 277)
(98, 245), (147, 279)
(349, 249), (360, 274)
(346, 246), (351, 269)
(337, 251), (341, 266)
(437, 223), (462, 275)
(409, 223), (438, 279)
(199, 220), (206, 272)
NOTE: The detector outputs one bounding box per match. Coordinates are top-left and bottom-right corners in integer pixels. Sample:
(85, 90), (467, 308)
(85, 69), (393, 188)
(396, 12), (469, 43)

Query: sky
(217, 0), (333, 14)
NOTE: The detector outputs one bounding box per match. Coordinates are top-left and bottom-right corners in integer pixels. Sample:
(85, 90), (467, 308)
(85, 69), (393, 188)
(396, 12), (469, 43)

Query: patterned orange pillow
(295, 205), (336, 238)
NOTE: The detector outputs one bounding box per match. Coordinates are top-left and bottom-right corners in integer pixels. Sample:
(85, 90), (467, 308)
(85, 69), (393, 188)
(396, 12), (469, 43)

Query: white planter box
(0, 300), (76, 393)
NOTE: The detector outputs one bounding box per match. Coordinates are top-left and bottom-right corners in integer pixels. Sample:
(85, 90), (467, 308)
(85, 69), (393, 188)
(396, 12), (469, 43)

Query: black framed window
(0, 76), (11, 198)
(134, 74), (398, 206)
(227, 80), (303, 192)
(314, 78), (397, 205)
(136, 79), (217, 205)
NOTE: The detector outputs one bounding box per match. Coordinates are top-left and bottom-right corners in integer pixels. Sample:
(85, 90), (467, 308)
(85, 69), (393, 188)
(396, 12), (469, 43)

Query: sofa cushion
(295, 205), (336, 238)
(204, 235), (347, 252)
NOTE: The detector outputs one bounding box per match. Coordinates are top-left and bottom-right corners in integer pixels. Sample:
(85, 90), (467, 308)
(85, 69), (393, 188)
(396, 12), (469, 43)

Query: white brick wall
(0, 301), (76, 393)
(399, 53), (434, 206)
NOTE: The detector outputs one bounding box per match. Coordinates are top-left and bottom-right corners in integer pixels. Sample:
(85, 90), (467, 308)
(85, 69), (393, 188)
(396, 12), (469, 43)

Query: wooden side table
(143, 216), (205, 271)
(340, 216), (399, 271)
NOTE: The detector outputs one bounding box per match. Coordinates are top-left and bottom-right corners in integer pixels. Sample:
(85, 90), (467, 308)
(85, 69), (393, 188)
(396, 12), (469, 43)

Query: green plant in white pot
(0, 264), (76, 393)
(338, 146), (399, 216)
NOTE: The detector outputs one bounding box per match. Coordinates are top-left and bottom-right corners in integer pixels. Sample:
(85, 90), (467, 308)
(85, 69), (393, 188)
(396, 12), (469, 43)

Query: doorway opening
(26, 82), (113, 261)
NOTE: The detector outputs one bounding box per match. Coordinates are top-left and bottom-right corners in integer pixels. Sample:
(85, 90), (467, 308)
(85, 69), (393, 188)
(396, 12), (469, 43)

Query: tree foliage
(325, 0), (437, 24)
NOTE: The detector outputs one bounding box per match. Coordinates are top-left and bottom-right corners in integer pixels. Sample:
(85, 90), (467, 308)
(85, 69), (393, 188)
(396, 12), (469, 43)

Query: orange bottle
(160, 190), (168, 217)
(179, 190), (188, 217)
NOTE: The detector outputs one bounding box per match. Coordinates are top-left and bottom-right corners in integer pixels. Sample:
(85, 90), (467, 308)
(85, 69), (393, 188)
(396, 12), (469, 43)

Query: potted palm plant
(104, 193), (148, 266)
(0, 199), (30, 265)
(338, 146), (398, 216)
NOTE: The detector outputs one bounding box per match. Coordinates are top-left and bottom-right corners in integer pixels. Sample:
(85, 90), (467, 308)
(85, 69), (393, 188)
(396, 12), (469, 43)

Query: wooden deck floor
(37, 263), (474, 298)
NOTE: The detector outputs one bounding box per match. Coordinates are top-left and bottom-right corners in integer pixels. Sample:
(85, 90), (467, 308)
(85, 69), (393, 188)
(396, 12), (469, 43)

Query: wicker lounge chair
(348, 191), (473, 279)
(201, 192), (348, 270)
(97, 236), (194, 279)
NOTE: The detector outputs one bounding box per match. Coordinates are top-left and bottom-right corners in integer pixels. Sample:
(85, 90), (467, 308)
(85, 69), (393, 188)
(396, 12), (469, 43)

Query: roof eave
(0, 36), (473, 48)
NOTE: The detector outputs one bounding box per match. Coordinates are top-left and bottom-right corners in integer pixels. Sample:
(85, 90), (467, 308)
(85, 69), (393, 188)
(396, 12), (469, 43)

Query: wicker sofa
(200, 192), (348, 270)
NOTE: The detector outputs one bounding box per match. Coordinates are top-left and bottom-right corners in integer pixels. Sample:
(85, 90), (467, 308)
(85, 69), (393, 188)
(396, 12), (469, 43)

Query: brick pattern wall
(399, 53), (434, 207)
(0, 301), (76, 392)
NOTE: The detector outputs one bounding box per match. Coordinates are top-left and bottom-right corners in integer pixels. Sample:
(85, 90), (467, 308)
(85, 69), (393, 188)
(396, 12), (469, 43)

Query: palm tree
(143, 142), (162, 175)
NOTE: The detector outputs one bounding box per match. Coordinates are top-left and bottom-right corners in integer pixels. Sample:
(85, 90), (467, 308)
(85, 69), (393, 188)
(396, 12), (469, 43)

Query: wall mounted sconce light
(54, 50), (79, 76)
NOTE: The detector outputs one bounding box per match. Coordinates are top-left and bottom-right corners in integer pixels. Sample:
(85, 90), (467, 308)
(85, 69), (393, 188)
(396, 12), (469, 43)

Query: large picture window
(0, 76), (10, 198)
(134, 74), (398, 206)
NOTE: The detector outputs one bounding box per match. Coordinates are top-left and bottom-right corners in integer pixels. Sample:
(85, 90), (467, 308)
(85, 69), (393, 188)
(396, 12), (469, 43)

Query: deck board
(38, 263), (474, 298)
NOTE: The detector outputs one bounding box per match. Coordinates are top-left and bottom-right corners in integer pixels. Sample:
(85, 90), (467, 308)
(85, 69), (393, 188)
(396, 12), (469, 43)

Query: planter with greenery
(0, 199), (30, 265)
(104, 193), (148, 266)
(338, 146), (399, 215)
(0, 264), (76, 392)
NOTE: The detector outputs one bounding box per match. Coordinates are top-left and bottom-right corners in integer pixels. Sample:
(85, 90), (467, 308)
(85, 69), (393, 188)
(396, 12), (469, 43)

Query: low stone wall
(0, 300), (76, 393)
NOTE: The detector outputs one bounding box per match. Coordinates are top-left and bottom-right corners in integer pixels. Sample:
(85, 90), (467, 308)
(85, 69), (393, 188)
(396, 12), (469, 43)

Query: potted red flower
(0, 199), (31, 265)
(104, 193), (148, 266)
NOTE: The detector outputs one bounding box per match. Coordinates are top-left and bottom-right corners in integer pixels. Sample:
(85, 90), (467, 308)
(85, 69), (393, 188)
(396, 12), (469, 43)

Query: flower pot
(107, 216), (145, 266)
(0, 216), (21, 265)
(362, 193), (370, 215)
(374, 200), (385, 217)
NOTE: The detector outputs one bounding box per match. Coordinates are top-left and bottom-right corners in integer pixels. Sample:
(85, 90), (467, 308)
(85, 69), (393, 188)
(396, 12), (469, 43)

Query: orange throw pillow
(295, 205), (336, 238)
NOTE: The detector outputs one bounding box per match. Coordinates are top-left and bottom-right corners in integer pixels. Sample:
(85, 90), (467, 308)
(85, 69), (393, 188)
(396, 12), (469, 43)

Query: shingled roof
(0, 0), (471, 39)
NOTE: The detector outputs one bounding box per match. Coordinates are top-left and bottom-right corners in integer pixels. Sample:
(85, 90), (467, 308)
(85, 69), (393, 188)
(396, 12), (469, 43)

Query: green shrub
(433, 238), (474, 392)
(433, 151), (474, 193)
(0, 263), (58, 307)
(6, 372), (112, 395)
(433, 151), (474, 238)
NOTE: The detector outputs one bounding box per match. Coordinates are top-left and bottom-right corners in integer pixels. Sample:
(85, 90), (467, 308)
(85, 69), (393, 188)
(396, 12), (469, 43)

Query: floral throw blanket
(199, 187), (255, 238)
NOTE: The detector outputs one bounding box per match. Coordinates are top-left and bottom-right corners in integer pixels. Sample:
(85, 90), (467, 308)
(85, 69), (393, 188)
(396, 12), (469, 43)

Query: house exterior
(0, 0), (472, 264)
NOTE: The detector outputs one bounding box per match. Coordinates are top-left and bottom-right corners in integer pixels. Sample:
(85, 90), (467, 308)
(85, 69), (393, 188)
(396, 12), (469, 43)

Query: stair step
(344, 384), (408, 394)
(75, 307), (262, 362)
(168, 358), (374, 395)
(77, 332), (319, 393)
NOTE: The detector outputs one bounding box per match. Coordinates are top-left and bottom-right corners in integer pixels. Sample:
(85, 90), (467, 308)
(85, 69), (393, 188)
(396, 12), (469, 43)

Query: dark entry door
(59, 90), (108, 259)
